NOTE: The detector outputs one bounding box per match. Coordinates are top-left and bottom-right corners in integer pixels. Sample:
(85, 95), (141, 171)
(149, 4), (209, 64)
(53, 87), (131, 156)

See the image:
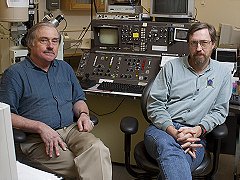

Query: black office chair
(13, 114), (98, 179)
(120, 79), (228, 180)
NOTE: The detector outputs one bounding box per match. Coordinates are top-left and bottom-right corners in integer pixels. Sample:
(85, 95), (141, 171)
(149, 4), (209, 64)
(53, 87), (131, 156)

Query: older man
(0, 22), (112, 179)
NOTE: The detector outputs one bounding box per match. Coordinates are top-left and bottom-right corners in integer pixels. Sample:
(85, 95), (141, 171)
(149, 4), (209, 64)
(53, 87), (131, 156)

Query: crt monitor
(93, 25), (119, 48)
(99, 28), (118, 45)
(150, 0), (195, 22)
(215, 47), (238, 62)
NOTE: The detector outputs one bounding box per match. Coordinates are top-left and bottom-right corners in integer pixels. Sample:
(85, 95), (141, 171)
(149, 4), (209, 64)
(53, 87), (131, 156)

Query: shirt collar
(25, 56), (57, 70)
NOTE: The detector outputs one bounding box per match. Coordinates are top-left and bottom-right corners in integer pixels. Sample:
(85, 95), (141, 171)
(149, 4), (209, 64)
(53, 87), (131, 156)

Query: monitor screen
(99, 28), (118, 45)
(215, 48), (238, 62)
(174, 28), (188, 42)
(152, 0), (187, 15)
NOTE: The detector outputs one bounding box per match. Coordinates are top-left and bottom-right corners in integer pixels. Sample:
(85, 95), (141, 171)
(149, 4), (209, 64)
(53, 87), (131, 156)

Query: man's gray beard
(193, 55), (207, 67)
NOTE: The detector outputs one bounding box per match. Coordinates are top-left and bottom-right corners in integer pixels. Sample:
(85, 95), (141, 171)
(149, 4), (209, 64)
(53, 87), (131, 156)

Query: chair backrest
(141, 79), (155, 123)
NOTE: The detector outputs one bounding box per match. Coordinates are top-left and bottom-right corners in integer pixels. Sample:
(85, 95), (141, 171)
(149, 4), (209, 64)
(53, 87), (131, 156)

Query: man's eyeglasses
(189, 40), (212, 48)
(38, 37), (60, 46)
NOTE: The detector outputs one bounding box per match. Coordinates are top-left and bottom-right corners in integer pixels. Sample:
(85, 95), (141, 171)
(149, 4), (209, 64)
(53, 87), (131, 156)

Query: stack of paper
(17, 161), (62, 180)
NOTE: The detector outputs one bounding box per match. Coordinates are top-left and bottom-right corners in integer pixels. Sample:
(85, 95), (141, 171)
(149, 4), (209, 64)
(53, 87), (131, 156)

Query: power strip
(96, 13), (142, 21)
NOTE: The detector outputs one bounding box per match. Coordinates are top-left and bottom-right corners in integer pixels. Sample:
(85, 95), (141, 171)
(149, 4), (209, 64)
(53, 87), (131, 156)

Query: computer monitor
(99, 28), (118, 45)
(150, 0), (195, 22)
(215, 47), (238, 63)
(92, 25), (119, 49)
(0, 102), (18, 180)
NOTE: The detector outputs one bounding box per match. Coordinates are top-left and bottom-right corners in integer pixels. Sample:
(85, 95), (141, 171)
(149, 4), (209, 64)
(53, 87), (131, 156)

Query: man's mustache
(193, 53), (205, 57)
(44, 50), (55, 55)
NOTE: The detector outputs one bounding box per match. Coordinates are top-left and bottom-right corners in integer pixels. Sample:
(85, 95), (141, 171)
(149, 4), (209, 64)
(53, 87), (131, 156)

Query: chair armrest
(120, 116), (140, 177)
(206, 123), (228, 139)
(120, 116), (138, 135)
(13, 128), (27, 143)
(74, 114), (99, 125)
(205, 123), (228, 178)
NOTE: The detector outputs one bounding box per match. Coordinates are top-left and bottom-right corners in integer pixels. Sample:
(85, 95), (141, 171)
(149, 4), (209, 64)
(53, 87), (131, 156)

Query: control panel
(91, 19), (190, 56)
(76, 51), (161, 85)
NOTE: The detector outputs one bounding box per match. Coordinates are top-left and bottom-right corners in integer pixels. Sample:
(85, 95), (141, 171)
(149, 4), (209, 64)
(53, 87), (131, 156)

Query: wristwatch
(199, 124), (207, 138)
(79, 111), (89, 117)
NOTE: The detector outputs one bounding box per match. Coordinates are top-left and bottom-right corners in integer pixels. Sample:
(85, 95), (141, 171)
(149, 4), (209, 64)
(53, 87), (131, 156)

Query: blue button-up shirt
(0, 58), (85, 129)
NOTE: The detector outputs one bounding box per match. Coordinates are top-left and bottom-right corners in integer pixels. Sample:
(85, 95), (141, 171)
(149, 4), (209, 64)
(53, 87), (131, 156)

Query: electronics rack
(91, 19), (190, 56)
(76, 51), (161, 85)
(77, 19), (190, 89)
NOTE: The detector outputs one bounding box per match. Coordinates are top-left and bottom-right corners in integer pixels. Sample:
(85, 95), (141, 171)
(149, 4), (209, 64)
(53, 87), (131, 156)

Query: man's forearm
(166, 125), (178, 139)
(73, 100), (89, 118)
(11, 113), (44, 134)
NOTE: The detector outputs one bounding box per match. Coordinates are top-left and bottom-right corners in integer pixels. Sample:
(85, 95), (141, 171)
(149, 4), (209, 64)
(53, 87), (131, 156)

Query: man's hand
(77, 113), (94, 132)
(39, 123), (67, 158)
(177, 127), (203, 158)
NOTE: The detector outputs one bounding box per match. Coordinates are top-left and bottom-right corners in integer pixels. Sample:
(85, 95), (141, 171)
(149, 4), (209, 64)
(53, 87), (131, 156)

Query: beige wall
(195, 0), (240, 29)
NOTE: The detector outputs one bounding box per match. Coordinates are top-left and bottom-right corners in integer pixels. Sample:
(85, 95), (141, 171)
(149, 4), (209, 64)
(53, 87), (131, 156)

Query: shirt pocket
(56, 81), (72, 102)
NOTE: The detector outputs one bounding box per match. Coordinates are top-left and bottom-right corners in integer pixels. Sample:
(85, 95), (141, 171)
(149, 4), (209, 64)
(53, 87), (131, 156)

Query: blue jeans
(144, 123), (206, 180)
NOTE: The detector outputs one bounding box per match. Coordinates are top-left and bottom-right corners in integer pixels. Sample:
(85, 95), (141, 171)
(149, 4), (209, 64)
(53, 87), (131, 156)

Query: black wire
(74, 22), (91, 52)
(65, 1), (93, 56)
(142, 5), (150, 13)
(0, 23), (10, 32)
(71, 29), (85, 43)
(63, 33), (83, 51)
(91, 0), (93, 22)
(63, 40), (82, 50)
(89, 97), (126, 116)
(77, 21), (91, 40)
(93, 0), (98, 14)
(194, 7), (198, 21)
(61, 18), (68, 32)
(65, 21), (91, 57)
(36, 4), (39, 23)
(65, 42), (82, 58)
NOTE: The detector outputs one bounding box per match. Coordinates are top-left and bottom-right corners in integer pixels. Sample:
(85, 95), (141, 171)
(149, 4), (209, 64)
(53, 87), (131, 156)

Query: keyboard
(97, 82), (145, 94)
